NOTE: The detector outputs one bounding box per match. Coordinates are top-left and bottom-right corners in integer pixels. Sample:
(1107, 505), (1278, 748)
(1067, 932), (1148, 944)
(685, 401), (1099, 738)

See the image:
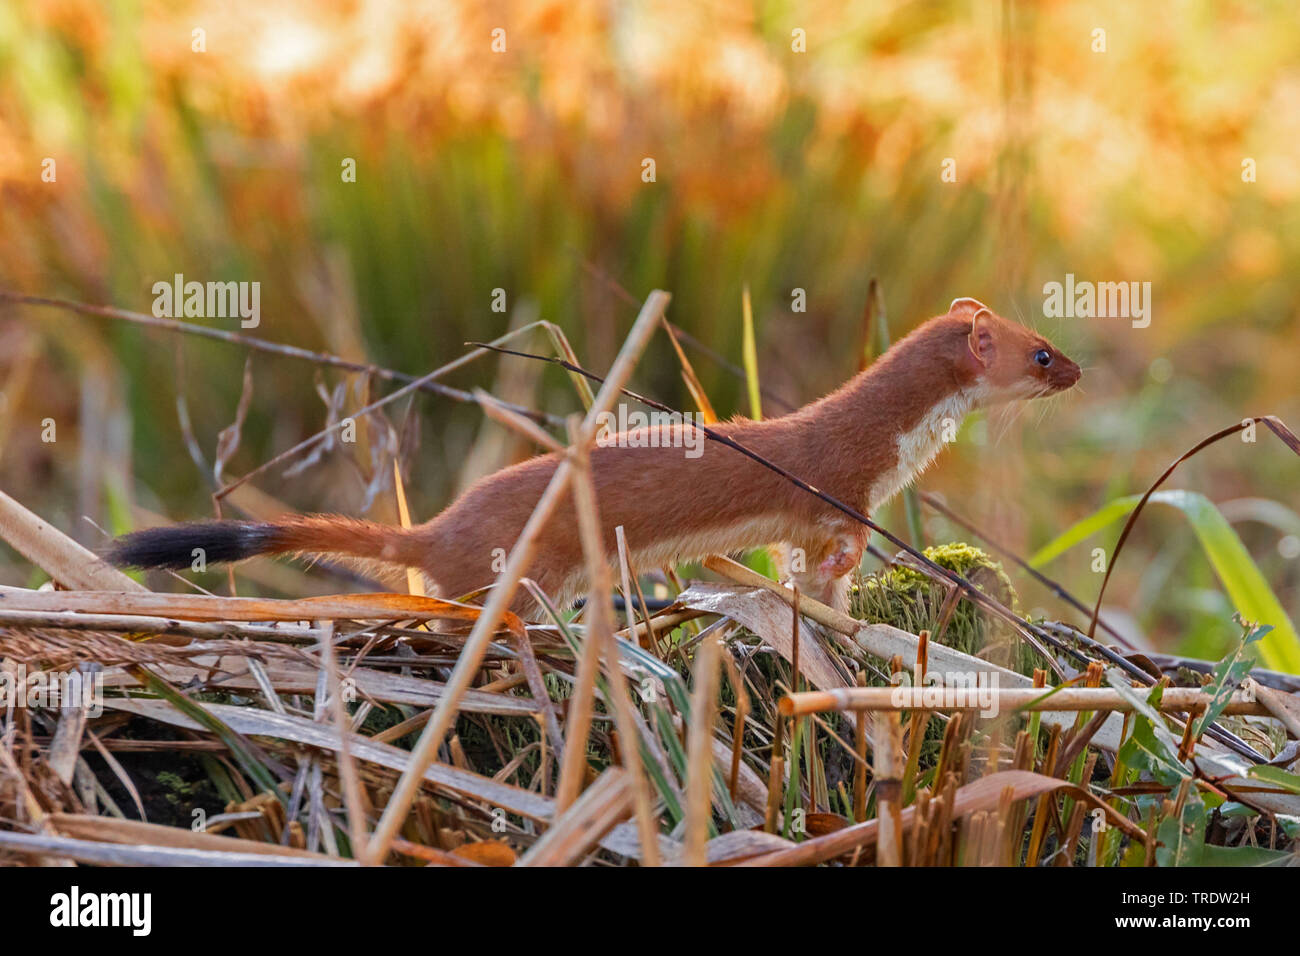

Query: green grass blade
(1031, 491), (1300, 671)
(741, 284), (761, 421)
(861, 281), (924, 548)
(1028, 494), (1147, 567)
(1200, 843), (1292, 866)
(1247, 764), (1300, 795)
(129, 666), (286, 802)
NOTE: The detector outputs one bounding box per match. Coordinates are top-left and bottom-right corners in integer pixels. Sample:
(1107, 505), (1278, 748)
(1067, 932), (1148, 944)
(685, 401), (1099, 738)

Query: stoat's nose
(1054, 357), (1082, 390)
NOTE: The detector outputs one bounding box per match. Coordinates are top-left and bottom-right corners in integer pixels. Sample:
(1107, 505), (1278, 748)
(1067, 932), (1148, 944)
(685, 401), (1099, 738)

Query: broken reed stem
(932, 711), (966, 788)
(1003, 731), (1034, 863)
(789, 587), (811, 813)
(853, 670), (869, 824)
(614, 526), (645, 649)
(320, 621), (369, 856)
(722, 652), (749, 807)
(546, 422), (663, 864)
(369, 675), (526, 745)
(0, 490), (146, 592)
(764, 713), (785, 834)
(555, 413), (664, 867)
(874, 710), (904, 866)
(682, 630), (723, 865)
(508, 623), (565, 777)
(473, 387), (565, 452)
(727, 707), (744, 807)
(790, 586), (801, 686)
(0, 607), (320, 643)
(553, 427), (606, 814)
(362, 290), (670, 866)
(1060, 751), (1098, 866)
(520, 767), (633, 867)
(779, 686), (1268, 717)
(616, 527), (660, 656)
(614, 609), (705, 645)
(1025, 724), (1061, 867)
(590, 620), (664, 866)
(1176, 707), (1199, 762)
(900, 630), (930, 806)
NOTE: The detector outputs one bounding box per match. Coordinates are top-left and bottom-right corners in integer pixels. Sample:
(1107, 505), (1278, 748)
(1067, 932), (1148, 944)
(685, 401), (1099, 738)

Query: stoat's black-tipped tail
(105, 515), (427, 580)
(104, 521), (278, 570)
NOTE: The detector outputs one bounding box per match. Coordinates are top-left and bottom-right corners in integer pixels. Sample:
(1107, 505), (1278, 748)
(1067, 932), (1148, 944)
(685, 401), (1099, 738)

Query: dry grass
(1, 290), (1298, 868)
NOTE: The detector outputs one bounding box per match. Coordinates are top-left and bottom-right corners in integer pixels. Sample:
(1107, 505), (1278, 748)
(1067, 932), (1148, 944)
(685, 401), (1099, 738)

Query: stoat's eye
(1034, 349), (1052, 368)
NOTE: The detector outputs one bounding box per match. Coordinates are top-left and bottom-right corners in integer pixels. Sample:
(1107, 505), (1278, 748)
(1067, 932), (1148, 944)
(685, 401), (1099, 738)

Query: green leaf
(1031, 490), (1300, 672)
(740, 284), (761, 421)
(1194, 622), (1267, 737)
(1030, 495), (1147, 568)
(1200, 843), (1291, 866)
(1119, 839), (1147, 867)
(1155, 795), (1206, 867)
(1120, 719), (1191, 787)
(1215, 802), (1300, 838)
(1220, 497), (1300, 537)
(1109, 673), (1190, 786)
(1107, 670), (1184, 756)
(743, 547), (779, 581)
(1246, 764), (1300, 795)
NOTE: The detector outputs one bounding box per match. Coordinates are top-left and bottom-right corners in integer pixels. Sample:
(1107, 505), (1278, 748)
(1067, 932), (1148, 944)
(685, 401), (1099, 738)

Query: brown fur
(110, 299), (1080, 615)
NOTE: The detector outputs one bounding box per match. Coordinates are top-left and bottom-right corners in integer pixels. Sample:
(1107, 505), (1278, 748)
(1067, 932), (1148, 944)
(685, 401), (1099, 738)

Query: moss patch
(850, 542), (1037, 677)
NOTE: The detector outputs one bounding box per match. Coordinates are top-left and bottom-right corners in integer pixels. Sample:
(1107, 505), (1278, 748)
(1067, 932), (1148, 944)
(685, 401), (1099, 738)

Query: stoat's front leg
(779, 524), (868, 614)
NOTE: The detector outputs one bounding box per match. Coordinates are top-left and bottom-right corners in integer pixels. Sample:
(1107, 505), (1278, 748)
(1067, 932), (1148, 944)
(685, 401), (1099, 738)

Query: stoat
(107, 298), (1080, 613)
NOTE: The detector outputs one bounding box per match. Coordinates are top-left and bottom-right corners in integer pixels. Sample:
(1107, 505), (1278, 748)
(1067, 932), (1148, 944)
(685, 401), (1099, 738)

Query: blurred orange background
(1, 0), (1297, 663)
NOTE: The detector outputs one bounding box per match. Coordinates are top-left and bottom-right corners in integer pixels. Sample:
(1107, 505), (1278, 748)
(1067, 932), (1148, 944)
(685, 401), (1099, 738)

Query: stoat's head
(947, 297), (1081, 405)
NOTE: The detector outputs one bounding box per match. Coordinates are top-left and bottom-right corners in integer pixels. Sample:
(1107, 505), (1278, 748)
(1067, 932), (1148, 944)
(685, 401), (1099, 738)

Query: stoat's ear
(967, 308), (996, 367)
(949, 297), (990, 315)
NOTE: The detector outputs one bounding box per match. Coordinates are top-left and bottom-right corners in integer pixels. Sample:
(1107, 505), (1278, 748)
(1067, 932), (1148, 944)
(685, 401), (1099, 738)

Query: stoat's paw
(817, 547), (859, 580)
